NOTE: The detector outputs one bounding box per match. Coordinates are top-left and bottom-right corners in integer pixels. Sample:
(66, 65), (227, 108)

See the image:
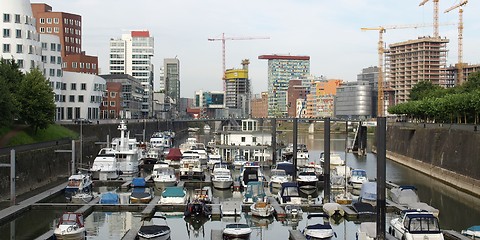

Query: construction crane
(419, 0), (440, 38)
(208, 33), (269, 84)
(361, 23), (452, 117)
(445, 0), (468, 85)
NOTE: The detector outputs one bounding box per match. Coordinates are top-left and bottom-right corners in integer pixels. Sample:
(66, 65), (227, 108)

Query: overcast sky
(35, 0), (479, 98)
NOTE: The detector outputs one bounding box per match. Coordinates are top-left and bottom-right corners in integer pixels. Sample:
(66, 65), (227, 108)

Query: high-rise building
(386, 37), (449, 104)
(258, 55), (310, 117)
(445, 64), (480, 88)
(1, 0), (42, 71)
(31, 3), (98, 75)
(224, 60), (250, 117)
(286, 80), (308, 117)
(109, 30), (154, 118)
(164, 58), (180, 112)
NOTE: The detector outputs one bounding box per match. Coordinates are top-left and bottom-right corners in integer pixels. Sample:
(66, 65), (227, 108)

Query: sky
(35, 0), (480, 98)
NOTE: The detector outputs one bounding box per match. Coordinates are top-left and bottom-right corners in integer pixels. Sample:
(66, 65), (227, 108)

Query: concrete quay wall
(0, 121), (187, 200)
(386, 124), (480, 197)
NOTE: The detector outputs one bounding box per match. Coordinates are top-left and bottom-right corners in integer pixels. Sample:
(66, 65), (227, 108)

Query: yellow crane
(445, 0), (468, 85)
(419, 0), (440, 38)
(361, 23), (453, 117)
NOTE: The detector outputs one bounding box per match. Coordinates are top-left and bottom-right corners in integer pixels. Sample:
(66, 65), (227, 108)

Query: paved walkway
(0, 181), (66, 225)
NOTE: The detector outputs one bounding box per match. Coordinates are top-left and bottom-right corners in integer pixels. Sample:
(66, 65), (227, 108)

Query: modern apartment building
(39, 34), (63, 120)
(304, 78), (342, 118)
(445, 64), (480, 88)
(109, 30), (154, 118)
(99, 74), (144, 119)
(224, 64), (250, 117)
(286, 80), (308, 117)
(164, 58), (180, 111)
(31, 3), (98, 75)
(386, 37), (449, 104)
(258, 55), (310, 117)
(62, 71), (105, 120)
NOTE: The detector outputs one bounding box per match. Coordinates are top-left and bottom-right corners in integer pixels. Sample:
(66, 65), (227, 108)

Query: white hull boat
(297, 171), (318, 194)
(357, 222), (376, 240)
(152, 164), (177, 190)
(159, 187), (187, 204)
(250, 200), (274, 217)
(269, 169), (290, 189)
(223, 223), (252, 239)
(70, 192), (93, 204)
(462, 226), (480, 239)
(303, 214), (336, 240)
(389, 185), (419, 206)
(350, 169), (368, 189)
(137, 214), (171, 240)
(54, 212), (86, 240)
(389, 210), (444, 240)
(211, 166), (233, 189)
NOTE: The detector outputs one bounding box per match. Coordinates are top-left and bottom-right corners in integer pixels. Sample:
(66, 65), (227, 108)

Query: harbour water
(0, 131), (479, 239)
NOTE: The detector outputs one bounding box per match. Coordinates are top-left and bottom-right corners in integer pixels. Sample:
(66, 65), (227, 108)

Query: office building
(334, 81), (372, 120)
(251, 92), (268, 118)
(286, 80), (308, 117)
(258, 54), (310, 117)
(99, 74), (144, 119)
(164, 58), (180, 112)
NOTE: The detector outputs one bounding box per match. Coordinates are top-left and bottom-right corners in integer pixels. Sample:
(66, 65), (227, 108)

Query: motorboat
(285, 204), (303, 218)
(211, 165), (233, 189)
(462, 225), (480, 238)
(320, 152), (345, 167)
(335, 191), (353, 205)
(193, 186), (213, 204)
(184, 199), (211, 218)
(179, 137), (197, 153)
(110, 121), (142, 178)
(139, 148), (160, 172)
(130, 177), (153, 204)
(389, 185), (420, 206)
(359, 182), (377, 206)
(357, 222), (376, 240)
(302, 162), (324, 181)
(233, 155), (247, 170)
(275, 161), (296, 178)
(303, 213), (336, 240)
(331, 173), (346, 190)
(350, 169), (368, 189)
(269, 169), (290, 189)
(250, 200), (274, 217)
(207, 154), (222, 170)
(389, 210), (444, 240)
(407, 202), (440, 218)
(70, 192), (94, 204)
(89, 148), (119, 180)
(243, 181), (266, 204)
(137, 214), (171, 240)
(64, 173), (93, 200)
(240, 162), (265, 188)
(54, 212), (86, 240)
(165, 148), (182, 168)
(99, 192), (119, 204)
(190, 143), (209, 166)
(152, 163), (177, 190)
(159, 186), (187, 204)
(223, 223), (252, 240)
(277, 182), (302, 205)
(352, 202), (375, 215)
(323, 202), (345, 217)
(179, 150), (205, 180)
(297, 171), (318, 195)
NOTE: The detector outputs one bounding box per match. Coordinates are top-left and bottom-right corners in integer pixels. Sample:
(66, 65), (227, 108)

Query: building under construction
(386, 37), (449, 104)
(224, 60), (251, 117)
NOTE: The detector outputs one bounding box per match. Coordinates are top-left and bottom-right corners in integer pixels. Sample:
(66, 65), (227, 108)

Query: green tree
(0, 76), (15, 127)
(409, 81), (444, 101)
(17, 68), (55, 133)
(0, 58), (24, 93)
(461, 71), (480, 93)
(0, 59), (24, 124)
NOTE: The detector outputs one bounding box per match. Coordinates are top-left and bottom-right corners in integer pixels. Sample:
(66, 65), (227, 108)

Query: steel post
(271, 118), (277, 166)
(71, 140), (75, 175)
(293, 118), (298, 180)
(324, 118), (331, 203)
(376, 117), (386, 240)
(10, 149), (15, 206)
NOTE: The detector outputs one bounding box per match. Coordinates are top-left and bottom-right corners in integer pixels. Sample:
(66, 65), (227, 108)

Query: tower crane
(419, 0), (440, 38)
(208, 33), (269, 87)
(445, 0), (468, 85)
(361, 23), (453, 117)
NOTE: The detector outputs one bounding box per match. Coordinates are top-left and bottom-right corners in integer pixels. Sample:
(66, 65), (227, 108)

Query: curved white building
(40, 34), (63, 120)
(62, 71), (105, 120)
(1, 0), (42, 71)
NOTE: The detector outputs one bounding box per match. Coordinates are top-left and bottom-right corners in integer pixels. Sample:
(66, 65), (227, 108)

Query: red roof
(131, 31), (150, 37)
(258, 55), (310, 60)
(166, 148), (182, 161)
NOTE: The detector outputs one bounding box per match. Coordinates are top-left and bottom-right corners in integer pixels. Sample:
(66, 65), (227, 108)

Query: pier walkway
(0, 181), (66, 225)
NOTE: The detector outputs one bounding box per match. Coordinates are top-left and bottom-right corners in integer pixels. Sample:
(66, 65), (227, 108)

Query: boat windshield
(67, 179), (81, 187)
(283, 186), (300, 197)
(352, 170), (367, 177)
(407, 215), (441, 233)
(60, 213), (82, 225)
(272, 170), (287, 176)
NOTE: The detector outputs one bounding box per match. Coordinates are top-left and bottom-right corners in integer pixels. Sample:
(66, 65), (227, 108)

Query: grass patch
(0, 127), (10, 136)
(4, 124), (78, 147)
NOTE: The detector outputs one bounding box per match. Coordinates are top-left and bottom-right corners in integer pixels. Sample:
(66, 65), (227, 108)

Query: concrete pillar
(376, 117), (387, 240)
(308, 121), (315, 134)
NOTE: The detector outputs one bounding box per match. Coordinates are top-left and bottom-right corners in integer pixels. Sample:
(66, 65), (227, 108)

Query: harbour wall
(385, 123), (480, 197)
(0, 121), (187, 200)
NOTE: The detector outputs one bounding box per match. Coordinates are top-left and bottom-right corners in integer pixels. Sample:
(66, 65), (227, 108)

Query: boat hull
(304, 229), (335, 239)
(250, 203), (274, 217)
(54, 228), (86, 240)
(212, 180), (233, 189)
(154, 181), (177, 190)
(298, 181), (317, 194)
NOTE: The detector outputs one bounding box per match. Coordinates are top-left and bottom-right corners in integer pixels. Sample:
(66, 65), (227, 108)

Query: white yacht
(297, 171), (318, 194)
(320, 152), (345, 167)
(389, 210), (444, 240)
(207, 154), (222, 170)
(110, 121), (142, 177)
(90, 148), (119, 180)
(190, 143), (208, 166)
(152, 163), (177, 190)
(179, 150), (205, 180)
(211, 164), (233, 189)
(179, 137), (197, 153)
(269, 169), (290, 189)
(350, 169), (368, 189)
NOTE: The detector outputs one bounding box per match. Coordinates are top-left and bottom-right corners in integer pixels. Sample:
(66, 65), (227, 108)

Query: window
(69, 95), (75, 102)
(57, 44), (61, 52)
(65, 36), (69, 42)
(65, 46), (70, 52)
(17, 59), (23, 68)
(49, 69), (55, 76)
(53, 18), (59, 24)
(40, 27), (45, 33)
(41, 42), (47, 50)
(3, 28), (10, 38)
(14, 14), (20, 23)
(90, 96), (95, 103)
(3, 44), (10, 53)
(62, 83), (67, 90)
(65, 28), (69, 34)
(46, 18), (52, 24)
(71, 83), (76, 90)
(110, 92), (116, 98)
(110, 101), (115, 107)
(241, 137), (246, 142)
(15, 29), (21, 38)
(78, 95), (84, 102)
(72, 62), (77, 68)
(16, 44), (22, 53)
(28, 45), (33, 54)
(86, 63), (90, 69)
(54, 27), (59, 33)
(92, 64), (97, 69)
(69, 19), (73, 25)
(56, 82), (62, 90)
(56, 69), (62, 77)
(41, 56), (47, 63)
(57, 56), (61, 64)
(81, 83), (86, 90)
(80, 62), (84, 68)
(103, 101), (108, 106)
(64, 18), (68, 24)
(3, 14), (10, 23)
(46, 27), (52, 33)
(50, 43), (56, 51)
(40, 18), (45, 24)
(50, 56), (56, 64)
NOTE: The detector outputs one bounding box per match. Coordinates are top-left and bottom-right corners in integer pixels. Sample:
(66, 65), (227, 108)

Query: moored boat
(137, 214), (171, 240)
(240, 162), (265, 188)
(64, 173), (93, 201)
(462, 225), (480, 239)
(322, 202), (345, 217)
(54, 212), (86, 240)
(269, 169), (290, 189)
(297, 171), (318, 195)
(99, 192), (119, 204)
(223, 223), (252, 240)
(359, 181), (377, 206)
(303, 213), (336, 240)
(185, 199), (211, 218)
(152, 163), (177, 190)
(243, 181), (266, 204)
(277, 182), (302, 205)
(389, 185), (419, 206)
(159, 186), (187, 204)
(349, 169), (368, 189)
(250, 200), (274, 218)
(389, 209), (444, 240)
(357, 222), (376, 240)
(211, 165), (233, 189)
(129, 178), (153, 204)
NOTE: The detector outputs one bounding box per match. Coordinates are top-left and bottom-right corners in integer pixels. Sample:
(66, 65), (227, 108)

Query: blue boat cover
(162, 187), (185, 197)
(132, 178), (146, 187)
(100, 192), (119, 204)
(276, 162), (295, 176)
(467, 226), (480, 231)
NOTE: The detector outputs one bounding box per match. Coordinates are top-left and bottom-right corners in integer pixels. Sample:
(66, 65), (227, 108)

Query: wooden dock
(120, 180), (132, 190)
(0, 182), (67, 226)
(210, 204), (222, 220)
(268, 197), (286, 219)
(289, 229), (306, 240)
(141, 196), (161, 218)
(222, 201), (242, 216)
(121, 223), (141, 240)
(211, 229), (223, 240)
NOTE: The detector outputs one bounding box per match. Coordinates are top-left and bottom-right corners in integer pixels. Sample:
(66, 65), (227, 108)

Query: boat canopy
(131, 178), (146, 187)
(162, 187), (186, 197)
(360, 182), (377, 201)
(244, 181), (265, 201)
(276, 162), (295, 176)
(100, 192), (119, 204)
(166, 148), (182, 161)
